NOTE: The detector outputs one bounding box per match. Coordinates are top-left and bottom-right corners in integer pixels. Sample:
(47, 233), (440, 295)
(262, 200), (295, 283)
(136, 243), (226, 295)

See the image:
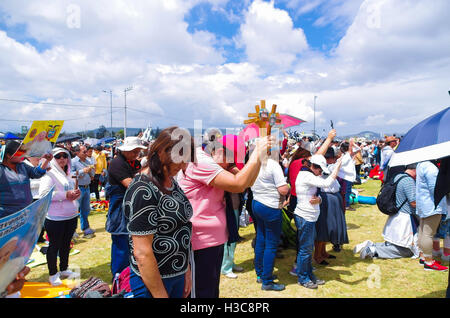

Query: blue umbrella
(389, 107), (450, 167)
(56, 134), (82, 143)
(0, 132), (23, 140)
(96, 137), (116, 145)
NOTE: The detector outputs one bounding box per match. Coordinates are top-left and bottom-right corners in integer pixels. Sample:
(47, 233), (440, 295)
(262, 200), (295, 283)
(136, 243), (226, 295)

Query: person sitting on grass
(354, 164), (421, 260)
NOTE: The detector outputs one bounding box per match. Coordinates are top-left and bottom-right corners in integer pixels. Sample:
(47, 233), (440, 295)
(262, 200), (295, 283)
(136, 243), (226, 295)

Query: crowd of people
(0, 125), (448, 298)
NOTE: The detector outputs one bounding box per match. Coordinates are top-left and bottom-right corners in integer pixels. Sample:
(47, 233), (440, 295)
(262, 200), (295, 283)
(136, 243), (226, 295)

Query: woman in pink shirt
(178, 135), (271, 298)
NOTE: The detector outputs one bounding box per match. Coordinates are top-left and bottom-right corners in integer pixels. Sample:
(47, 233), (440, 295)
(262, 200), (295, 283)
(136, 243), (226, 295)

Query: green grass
(28, 179), (448, 298)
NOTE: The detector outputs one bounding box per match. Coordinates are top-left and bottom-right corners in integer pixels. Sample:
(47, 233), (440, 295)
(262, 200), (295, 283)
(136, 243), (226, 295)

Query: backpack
(112, 266), (132, 295)
(280, 208), (297, 249)
(376, 174), (411, 216)
(69, 276), (111, 298)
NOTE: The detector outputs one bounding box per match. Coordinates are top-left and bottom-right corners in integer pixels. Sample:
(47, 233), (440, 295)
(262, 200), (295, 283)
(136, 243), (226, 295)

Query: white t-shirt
(24, 160), (40, 200)
(294, 170), (337, 222)
(321, 164), (341, 194)
(337, 152), (356, 182)
(380, 146), (394, 170)
(251, 159), (287, 209)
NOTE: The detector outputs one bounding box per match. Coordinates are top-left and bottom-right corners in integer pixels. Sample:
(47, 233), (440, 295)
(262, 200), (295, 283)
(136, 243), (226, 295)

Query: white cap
(309, 154), (330, 174)
(118, 137), (147, 152)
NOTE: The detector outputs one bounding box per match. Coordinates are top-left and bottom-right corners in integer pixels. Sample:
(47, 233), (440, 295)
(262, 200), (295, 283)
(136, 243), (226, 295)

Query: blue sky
(0, 0), (449, 136)
(0, 0), (350, 57)
(0, 12), (50, 53)
(184, 0), (348, 63)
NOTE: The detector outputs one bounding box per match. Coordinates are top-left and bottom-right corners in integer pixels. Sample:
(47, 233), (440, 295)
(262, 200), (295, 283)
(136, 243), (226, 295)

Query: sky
(0, 0), (449, 137)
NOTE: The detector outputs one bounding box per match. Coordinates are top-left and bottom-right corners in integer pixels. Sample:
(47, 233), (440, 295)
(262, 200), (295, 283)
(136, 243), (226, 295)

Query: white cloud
(0, 0), (449, 138)
(236, 0), (308, 72)
(0, 0), (224, 65)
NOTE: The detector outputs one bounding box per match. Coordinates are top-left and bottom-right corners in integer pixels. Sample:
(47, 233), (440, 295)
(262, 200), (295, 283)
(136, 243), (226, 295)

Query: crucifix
(244, 100), (281, 136)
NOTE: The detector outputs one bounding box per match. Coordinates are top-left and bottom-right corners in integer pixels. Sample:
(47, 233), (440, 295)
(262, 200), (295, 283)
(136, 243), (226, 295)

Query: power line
(0, 110), (120, 123)
(127, 107), (242, 128)
(63, 109), (122, 122)
(0, 98), (244, 129)
(0, 98), (122, 109)
(127, 107), (193, 125)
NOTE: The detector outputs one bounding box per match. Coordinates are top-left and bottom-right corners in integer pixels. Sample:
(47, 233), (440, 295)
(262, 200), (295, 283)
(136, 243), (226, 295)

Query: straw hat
(384, 136), (397, 143)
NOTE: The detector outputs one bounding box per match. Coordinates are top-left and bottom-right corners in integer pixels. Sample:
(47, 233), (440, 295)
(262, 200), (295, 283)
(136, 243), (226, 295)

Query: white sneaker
(49, 273), (62, 286)
(353, 240), (373, 254)
(60, 269), (80, 280)
(224, 272), (238, 279)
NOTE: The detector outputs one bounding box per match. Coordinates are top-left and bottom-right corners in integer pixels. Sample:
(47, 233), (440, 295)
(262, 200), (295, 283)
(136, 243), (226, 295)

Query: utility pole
(103, 90), (113, 137)
(124, 86), (133, 139)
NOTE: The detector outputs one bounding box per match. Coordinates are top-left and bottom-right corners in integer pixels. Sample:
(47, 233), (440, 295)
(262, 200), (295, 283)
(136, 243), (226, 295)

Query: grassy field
(27, 179), (448, 298)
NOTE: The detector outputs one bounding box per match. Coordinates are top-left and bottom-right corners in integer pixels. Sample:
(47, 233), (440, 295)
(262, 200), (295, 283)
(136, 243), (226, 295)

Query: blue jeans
(294, 215), (317, 285)
(111, 234), (130, 278)
(78, 186), (91, 231)
(129, 269), (185, 298)
(345, 180), (353, 207)
(252, 200), (282, 285)
(221, 209), (239, 275)
(338, 178), (353, 209)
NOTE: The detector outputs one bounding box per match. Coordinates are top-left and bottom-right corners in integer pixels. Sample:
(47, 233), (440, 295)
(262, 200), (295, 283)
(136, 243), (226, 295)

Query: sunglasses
(13, 149), (26, 158)
(55, 153), (69, 159)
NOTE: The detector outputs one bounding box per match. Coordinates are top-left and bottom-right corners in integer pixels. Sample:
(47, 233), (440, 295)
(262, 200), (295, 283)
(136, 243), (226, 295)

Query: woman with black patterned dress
(123, 127), (195, 298)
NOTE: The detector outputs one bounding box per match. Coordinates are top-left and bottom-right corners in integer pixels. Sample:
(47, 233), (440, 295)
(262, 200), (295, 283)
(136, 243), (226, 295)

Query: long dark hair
(340, 141), (350, 153)
(3, 140), (21, 159)
(146, 126), (195, 194)
(287, 146), (311, 180)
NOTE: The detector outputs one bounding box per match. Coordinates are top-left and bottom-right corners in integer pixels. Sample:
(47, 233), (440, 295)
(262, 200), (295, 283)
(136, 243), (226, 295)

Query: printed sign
(16, 120), (64, 158)
(0, 187), (54, 297)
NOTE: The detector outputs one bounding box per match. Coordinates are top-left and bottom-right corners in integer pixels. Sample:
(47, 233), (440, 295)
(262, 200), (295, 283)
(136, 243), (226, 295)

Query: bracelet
(36, 165), (47, 174)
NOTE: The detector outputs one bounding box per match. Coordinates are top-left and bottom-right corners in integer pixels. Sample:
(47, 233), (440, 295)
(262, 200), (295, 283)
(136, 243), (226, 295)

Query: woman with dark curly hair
(123, 127), (195, 298)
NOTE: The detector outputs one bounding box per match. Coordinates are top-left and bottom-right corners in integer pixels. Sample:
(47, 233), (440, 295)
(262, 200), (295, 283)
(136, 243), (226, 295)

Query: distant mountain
(339, 131), (381, 140)
(78, 127), (144, 137)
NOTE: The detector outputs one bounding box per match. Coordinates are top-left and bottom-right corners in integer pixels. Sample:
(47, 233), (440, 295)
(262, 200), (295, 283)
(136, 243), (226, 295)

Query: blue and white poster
(0, 187), (54, 296)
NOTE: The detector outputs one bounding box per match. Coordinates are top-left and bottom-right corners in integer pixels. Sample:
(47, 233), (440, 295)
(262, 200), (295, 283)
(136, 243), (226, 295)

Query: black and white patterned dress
(123, 173), (193, 279)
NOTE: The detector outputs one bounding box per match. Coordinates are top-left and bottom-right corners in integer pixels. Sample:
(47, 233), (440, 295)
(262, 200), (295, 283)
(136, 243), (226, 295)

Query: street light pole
(313, 95), (317, 140)
(124, 86), (133, 139)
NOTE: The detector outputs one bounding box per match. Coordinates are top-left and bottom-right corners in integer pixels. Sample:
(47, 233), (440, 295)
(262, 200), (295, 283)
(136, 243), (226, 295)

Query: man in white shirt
(380, 136), (398, 171)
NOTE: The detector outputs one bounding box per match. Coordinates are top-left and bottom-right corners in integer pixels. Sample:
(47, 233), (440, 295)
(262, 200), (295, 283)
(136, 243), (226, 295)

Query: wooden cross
(244, 100), (281, 136)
